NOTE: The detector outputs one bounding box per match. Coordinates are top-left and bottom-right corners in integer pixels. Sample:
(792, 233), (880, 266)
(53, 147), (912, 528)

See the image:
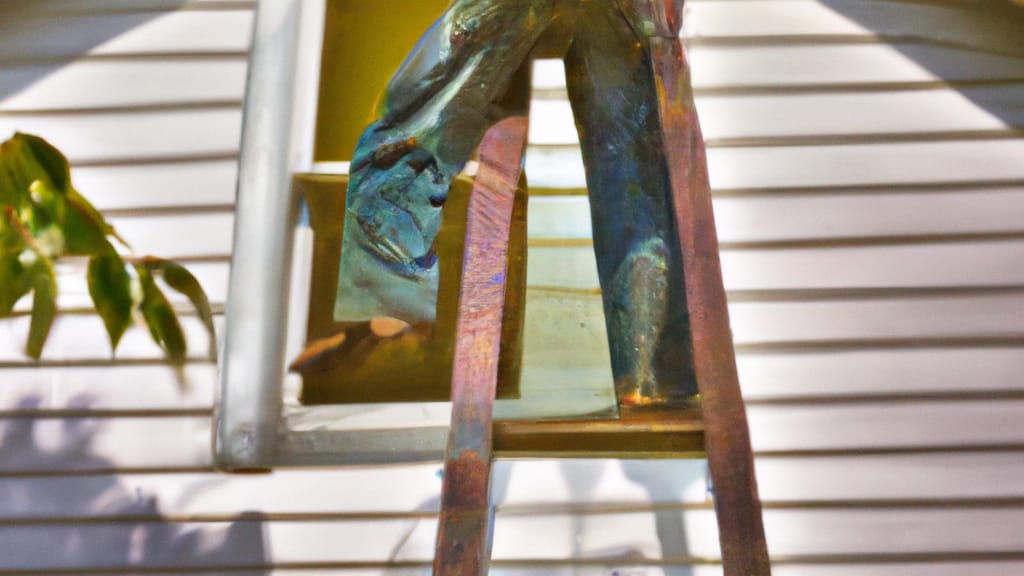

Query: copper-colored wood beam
(433, 116), (529, 576)
(493, 407), (705, 458)
(645, 2), (772, 574)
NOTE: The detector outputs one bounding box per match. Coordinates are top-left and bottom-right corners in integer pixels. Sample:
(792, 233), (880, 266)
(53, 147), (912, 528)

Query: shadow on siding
(821, 0), (1024, 128)
(0, 395), (269, 575)
(0, 1), (191, 101)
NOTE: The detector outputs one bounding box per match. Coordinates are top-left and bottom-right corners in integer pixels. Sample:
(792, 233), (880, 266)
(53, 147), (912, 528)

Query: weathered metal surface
(642, 1), (772, 574)
(434, 116), (529, 576)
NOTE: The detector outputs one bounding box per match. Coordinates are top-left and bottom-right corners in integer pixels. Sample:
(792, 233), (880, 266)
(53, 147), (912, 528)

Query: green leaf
(25, 259), (56, 360)
(0, 253), (31, 317)
(0, 208), (22, 249)
(70, 188), (129, 247)
(63, 190), (118, 255)
(17, 132), (71, 192)
(0, 133), (69, 208)
(87, 250), (132, 350)
(136, 265), (187, 365)
(26, 179), (67, 236)
(143, 257), (215, 357)
(0, 137), (33, 207)
(0, 210), (31, 316)
(1, 133), (123, 256)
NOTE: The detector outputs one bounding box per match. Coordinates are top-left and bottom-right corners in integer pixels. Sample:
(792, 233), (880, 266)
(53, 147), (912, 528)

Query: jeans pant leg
(336, 1), (555, 322)
(564, 1), (698, 403)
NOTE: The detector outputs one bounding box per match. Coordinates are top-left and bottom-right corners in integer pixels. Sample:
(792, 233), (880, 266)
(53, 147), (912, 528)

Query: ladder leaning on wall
(215, 1), (770, 574)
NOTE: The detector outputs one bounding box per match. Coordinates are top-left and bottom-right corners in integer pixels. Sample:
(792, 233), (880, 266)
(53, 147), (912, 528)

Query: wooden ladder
(434, 13), (772, 576)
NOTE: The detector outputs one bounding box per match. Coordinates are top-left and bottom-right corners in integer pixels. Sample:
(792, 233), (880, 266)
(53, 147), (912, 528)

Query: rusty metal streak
(433, 116), (529, 576)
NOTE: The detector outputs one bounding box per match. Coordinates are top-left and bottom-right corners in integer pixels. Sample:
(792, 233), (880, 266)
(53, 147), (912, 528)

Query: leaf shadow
(0, 394), (270, 574)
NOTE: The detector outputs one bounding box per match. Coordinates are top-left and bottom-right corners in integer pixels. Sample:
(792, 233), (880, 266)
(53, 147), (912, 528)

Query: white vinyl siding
(0, 0), (1022, 573)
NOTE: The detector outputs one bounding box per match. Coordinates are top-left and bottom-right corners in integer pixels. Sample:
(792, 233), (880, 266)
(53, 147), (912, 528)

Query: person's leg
(336, 0), (555, 322)
(564, 1), (697, 403)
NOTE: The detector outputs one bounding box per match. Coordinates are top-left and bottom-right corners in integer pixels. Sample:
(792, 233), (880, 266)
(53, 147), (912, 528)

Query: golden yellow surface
(314, 0), (451, 161)
(293, 173), (527, 404)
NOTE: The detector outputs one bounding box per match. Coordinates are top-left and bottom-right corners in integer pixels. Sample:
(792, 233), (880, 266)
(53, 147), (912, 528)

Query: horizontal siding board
(1, 454), (1022, 532)
(0, 345), (1020, 413)
(9, 0), (992, 44)
(95, 187), (1024, 258)
(6, 281), (1017, 368)
(726, 292), (1024, 343)
(736, 347), (1024, 397)
(687, 0), (873, 37)
(0, 519), (269, 570)
(11, 287), (1021, 365)
(530, 86), (1024, 144)
(6, 566), (1020, 576)
(91, 185), (1024, 258)
(0, 315), (219, 362)
(746, 400), (1024, 451)
(54, 181), (1024, 249)
(15, 567), (1007, 576)
(688, 0), (1024, 55)
(13, 245), (1024, 338)
(268, 567), (1023, 576)
(1, 452), (1021, 520)
(528, 187), (1024, 242)
(0, 11), (252, 61)
(22, 244), (1022, 331)
(524, 289), (1024, 349)
(754, 452), (1024, 502)
(72, 161), (238, 210)
(66, 0), (1020, 51)
(525, 140), (1024, 190)
(0, 365), (216, 411)
(0, 416), (214, 473)
(529, 241), (1024, 290)
(32, 260), (229, 313)
(27, 0), (255, 13)
(515, 509), (1024, 560)
(0, 109), (242, 163)
(532, 44), (1024, 91)
(0, 508), (1021, 569)
(0, 59), (247, 112)
(8, 96), (1020, 169)
(718, 240), (1024, 290)
(755, 508), (1024, 556)
(2, 401), (1020, 473)
(0, 468), (450, 520)
(708, 188), (1024, 242)
(694, 43), (1024, 86)
(106, 212), (234, 259)
(6, 12), (1018, 77)
(765, 566), (1024, 576)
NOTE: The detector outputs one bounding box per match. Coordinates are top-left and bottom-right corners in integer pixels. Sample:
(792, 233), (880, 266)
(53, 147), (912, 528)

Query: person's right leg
(564, 1), (697, 404)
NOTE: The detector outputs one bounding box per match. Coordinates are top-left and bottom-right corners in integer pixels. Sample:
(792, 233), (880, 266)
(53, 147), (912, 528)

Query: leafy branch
(0, 132), (214, 364)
